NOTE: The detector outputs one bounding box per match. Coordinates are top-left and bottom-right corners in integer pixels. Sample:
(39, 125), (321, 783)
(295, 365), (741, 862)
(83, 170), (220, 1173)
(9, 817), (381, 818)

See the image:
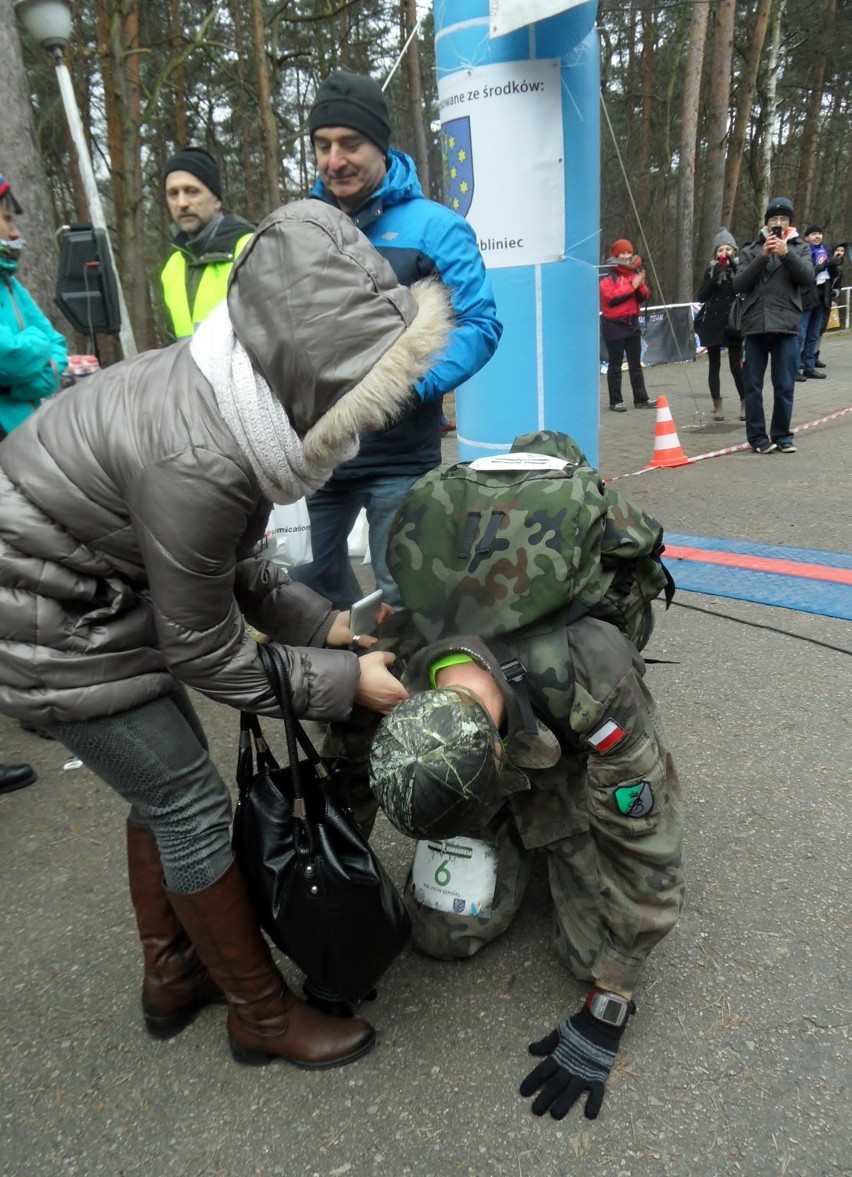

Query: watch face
(598, 996), (626, 1024)
(590, 991), (628, 1026)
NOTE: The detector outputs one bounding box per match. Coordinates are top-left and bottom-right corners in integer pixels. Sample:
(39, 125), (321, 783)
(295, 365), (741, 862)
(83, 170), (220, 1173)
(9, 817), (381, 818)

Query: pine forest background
(1, 0), (849, 353)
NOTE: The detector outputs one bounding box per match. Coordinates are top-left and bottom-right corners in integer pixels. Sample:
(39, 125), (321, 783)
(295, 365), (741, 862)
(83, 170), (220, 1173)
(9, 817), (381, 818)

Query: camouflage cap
(369, 687), (506, 839)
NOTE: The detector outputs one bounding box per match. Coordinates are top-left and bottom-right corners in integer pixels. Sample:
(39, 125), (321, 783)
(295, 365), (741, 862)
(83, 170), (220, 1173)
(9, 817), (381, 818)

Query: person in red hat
(599, 239), (656, 413)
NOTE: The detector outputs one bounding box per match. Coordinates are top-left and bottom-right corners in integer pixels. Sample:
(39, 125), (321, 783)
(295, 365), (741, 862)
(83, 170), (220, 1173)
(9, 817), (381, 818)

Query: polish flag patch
(587, 719), (626, 754)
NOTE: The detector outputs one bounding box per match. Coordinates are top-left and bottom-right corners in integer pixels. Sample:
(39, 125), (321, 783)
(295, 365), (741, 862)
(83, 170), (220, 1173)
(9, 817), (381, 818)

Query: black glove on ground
(519, 1006), (629, 1120)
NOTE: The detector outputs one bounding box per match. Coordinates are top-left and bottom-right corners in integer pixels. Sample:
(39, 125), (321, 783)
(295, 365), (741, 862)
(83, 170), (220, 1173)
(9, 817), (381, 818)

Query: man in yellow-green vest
(160, 147), (254, 339)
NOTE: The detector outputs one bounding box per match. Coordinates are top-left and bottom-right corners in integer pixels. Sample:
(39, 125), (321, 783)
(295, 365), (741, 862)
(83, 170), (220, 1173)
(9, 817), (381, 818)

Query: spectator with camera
(796, 225), (830, 381)
(694, 229), (745, 421)
(599, 240), (656, 413)
(732, 197), (812, 454)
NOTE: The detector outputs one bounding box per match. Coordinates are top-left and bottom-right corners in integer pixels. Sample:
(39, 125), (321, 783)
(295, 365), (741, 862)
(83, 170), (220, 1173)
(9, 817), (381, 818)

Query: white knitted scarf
(189, 302), (357, 503)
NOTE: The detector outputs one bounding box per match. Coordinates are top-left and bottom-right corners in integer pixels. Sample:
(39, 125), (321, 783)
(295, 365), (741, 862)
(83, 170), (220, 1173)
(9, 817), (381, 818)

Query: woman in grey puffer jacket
(0, 201), (450, 1070)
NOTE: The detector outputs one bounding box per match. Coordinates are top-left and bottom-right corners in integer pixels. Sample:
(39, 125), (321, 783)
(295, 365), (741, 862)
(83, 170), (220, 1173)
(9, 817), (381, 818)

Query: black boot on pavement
(0, 763), (37, 795)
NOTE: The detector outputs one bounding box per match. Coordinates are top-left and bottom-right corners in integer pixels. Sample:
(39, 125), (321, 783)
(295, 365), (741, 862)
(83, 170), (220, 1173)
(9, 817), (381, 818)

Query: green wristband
(429, 652), (475, 689)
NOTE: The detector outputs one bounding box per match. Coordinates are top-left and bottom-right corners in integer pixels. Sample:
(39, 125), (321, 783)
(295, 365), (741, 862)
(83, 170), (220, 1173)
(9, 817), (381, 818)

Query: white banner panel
(437, 60), (564, 269)
(489, 0), (588, 39)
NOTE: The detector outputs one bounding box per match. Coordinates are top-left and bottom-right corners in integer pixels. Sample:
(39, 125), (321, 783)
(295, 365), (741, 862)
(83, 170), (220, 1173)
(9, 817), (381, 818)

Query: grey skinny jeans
(45, 686), (233, 894)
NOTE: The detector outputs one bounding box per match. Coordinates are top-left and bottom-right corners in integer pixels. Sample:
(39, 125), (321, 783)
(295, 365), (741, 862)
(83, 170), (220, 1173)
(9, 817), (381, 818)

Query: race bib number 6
(411, 837), (498, 917)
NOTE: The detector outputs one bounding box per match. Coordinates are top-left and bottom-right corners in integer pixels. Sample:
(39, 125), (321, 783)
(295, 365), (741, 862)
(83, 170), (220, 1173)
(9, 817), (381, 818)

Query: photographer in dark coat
(694, 229), (745, 421)
(732, 197), (813, 454)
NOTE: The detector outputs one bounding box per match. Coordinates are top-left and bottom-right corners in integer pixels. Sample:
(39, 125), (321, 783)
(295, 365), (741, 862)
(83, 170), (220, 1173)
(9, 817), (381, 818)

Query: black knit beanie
(163, 147), (222, 199)
(764, 196), (794, 223)
(308, 71), (391, 155)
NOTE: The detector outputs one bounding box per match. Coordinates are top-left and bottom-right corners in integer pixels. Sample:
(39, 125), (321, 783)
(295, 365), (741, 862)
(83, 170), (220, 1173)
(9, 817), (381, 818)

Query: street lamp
(14, 0), (137, 357)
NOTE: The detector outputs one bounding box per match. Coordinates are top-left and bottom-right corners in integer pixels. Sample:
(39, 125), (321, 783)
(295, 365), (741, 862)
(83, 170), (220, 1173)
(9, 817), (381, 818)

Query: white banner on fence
(489, 0), (587, 39)
(437, 60), (564, 269)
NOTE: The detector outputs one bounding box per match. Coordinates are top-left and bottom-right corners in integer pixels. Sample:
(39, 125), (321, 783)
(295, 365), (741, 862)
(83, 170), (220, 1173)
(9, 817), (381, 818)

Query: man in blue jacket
(291, 71), (502, 609)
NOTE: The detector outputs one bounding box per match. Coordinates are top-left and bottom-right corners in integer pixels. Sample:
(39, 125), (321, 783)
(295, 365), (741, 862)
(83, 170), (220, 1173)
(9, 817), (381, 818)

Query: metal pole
(52, 50), (137, 357)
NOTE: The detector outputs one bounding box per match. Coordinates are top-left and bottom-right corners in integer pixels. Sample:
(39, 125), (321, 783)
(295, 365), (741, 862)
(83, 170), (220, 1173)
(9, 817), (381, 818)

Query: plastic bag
(347, 507), (371, 565)
(264, 499), (313, 568)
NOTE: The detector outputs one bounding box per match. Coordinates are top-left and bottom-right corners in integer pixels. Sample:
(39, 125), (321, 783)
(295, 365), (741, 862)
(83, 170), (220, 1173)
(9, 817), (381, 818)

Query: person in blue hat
(0, 174), (68, 440)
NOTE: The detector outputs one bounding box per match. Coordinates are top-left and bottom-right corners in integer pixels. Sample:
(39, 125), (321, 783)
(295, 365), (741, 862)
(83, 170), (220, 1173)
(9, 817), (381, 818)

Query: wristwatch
(585, 987), (635, 1028)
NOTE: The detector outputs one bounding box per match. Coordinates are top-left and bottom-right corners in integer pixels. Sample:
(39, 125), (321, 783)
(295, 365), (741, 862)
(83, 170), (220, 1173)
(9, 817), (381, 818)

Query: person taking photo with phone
(599, 239), (656, 413)
(732, 198), (812, 454)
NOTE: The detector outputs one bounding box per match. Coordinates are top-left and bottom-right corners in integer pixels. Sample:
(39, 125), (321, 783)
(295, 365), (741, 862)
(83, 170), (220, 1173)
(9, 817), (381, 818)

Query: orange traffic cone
(647, 395), (690, 468)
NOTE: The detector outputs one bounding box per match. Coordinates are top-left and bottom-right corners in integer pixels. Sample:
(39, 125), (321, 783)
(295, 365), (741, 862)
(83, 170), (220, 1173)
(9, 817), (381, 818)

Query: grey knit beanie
(712, 228), (737, 256)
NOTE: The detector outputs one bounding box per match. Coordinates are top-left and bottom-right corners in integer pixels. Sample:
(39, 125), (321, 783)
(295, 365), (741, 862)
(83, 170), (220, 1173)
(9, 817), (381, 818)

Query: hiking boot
(803, 369), (826, 379)
(609, 403), (627, 413)
(753, 442), (777, 454)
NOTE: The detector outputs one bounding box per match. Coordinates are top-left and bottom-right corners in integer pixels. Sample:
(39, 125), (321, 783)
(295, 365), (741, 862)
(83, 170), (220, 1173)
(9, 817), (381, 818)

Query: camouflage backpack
(387, 430), (674, 650)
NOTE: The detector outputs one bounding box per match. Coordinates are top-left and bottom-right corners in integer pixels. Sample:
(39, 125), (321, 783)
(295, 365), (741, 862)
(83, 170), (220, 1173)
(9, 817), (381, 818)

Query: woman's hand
(327, 603), (396, 651)
(326, 610), (378, 651)
(355, 651), (408, 715)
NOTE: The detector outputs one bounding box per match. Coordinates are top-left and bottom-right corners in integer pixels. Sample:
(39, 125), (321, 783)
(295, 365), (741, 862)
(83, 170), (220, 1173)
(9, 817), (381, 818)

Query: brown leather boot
(165, 860), (376, 1069)
(127, 823), (224, 1038)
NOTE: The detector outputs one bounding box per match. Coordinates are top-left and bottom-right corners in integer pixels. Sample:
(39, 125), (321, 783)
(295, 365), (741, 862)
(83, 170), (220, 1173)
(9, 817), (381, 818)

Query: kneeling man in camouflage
(367, 615), (684, 1121)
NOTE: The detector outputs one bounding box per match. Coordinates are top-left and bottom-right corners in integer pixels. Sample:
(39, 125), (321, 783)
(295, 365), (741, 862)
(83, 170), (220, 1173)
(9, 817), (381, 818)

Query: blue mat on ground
(663, 533), (852, 621)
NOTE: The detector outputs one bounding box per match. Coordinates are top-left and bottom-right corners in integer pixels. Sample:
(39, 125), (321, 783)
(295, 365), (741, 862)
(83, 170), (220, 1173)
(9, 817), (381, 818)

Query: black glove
(519, 1006), (630, 1120)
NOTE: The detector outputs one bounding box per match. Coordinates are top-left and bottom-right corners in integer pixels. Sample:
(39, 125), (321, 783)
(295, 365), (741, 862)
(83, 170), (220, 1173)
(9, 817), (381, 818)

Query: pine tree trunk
(675, 0), (710, 302)
(403, 0), (430, 195)
(698, 0), (736, 261)
(756, 0), (785, 225)
(248, 0), (280, 211)
(795, 0), (837, 217)
(722, 0), (772, 228)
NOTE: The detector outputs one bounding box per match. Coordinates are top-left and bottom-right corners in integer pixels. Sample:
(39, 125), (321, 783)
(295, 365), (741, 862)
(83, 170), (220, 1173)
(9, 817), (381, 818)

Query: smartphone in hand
(349, 589), (383, 636)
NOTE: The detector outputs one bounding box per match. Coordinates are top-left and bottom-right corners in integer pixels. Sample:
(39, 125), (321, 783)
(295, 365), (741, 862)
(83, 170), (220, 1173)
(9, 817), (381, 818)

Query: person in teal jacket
(0, 174), (67, 440)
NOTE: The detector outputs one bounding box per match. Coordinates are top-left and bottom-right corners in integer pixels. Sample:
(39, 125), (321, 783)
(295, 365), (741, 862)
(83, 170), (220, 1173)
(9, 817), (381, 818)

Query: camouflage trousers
(402, 623), (685, 993)
(327, 617), (685, 993)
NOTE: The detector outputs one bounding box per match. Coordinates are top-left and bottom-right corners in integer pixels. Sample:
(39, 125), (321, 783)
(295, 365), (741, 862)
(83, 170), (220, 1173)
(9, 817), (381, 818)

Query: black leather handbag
(726, 295), (744, 340)
(232, 642), (411, 1003)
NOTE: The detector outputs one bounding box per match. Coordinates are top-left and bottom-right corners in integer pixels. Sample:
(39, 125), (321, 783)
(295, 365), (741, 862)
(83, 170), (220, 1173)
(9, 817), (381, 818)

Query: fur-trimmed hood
(226, 200), (452, 467)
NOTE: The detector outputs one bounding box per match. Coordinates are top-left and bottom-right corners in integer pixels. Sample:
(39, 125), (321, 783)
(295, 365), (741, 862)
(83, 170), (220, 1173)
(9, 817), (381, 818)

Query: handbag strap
(237, 643), (332, 805)
(257, 642), (306, 806)
(237, 710), (279, 793)
(258, 643), (334, 774)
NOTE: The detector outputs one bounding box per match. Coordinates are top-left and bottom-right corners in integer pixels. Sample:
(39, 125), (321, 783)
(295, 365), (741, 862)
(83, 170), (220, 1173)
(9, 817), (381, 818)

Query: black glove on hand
(519, 1006), (629, 1120)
